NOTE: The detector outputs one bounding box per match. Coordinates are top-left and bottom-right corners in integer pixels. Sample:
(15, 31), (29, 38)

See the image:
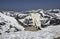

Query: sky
(0, 0), (60, 11)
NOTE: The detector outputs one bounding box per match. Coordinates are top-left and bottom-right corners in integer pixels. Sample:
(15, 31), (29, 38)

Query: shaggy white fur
(30, 13), (41, 29)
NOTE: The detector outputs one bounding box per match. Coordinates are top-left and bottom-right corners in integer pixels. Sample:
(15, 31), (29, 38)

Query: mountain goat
(30, 13), (41, 30)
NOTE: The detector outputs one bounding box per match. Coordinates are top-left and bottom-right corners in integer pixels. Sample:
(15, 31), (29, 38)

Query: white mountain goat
(30, 13), (42, 30)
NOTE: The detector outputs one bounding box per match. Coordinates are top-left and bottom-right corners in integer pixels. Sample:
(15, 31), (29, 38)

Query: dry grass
(54, 37), (60, 39)
(24, 26), (39, 31)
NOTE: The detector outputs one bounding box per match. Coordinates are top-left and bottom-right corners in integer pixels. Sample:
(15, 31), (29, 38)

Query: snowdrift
(1, 25), (60, 39)
(0, 12), (25, 33)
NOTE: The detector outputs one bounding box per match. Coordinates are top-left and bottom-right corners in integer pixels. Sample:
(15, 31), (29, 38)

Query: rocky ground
(25, 26), (39, 31)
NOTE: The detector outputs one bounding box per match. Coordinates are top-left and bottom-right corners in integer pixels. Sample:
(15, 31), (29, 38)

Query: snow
(1, 25), (60, 39)
(0, 12), (25, 32)
(0, 9), (60, 39)
(19, 25), (60, 39)
(55, 14), (60, 19)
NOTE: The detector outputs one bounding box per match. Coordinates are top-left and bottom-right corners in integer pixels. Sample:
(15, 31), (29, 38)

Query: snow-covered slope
(0, 9), (60, 26)
(0, 12), (25, 33)
(0, 9), (60, 39)
(17, 25), (60, 39)
(1, 25), (60, 39)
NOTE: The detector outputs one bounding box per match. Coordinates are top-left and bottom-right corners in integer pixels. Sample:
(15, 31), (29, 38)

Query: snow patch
(0, 12), (25, 33)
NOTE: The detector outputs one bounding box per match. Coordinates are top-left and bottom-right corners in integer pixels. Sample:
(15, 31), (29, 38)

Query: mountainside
(0, 9), (60, 39)
(0, 12), (25, 33)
